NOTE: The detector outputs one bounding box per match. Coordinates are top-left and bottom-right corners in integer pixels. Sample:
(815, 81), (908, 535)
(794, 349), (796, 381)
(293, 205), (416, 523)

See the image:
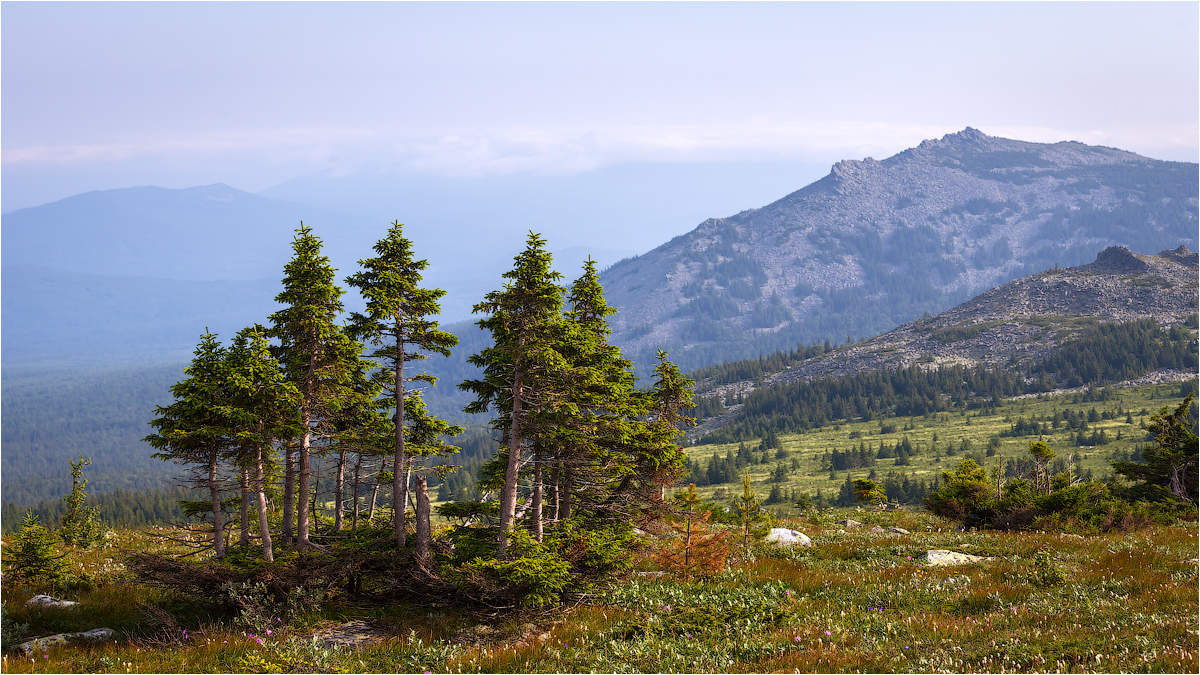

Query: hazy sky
(3, 1), (1197, 209)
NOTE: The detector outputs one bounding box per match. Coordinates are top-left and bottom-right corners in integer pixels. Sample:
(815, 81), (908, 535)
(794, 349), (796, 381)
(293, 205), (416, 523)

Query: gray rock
(890, 527), (910, 534)
(764, 528), (812, 547)
(18, 628), (116, 655)
(26, 594), (79, 609)
(312, 620), (387, 648)
(836, 519), (862, 529)
(924, 549), (995, 566)
(868, 525), (885, 534)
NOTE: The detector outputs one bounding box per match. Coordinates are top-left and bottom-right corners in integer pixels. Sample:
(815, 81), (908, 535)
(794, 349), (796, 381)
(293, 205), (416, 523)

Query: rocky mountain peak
(599, 129), (1197, 373)
(1090, 246), (1150, 273)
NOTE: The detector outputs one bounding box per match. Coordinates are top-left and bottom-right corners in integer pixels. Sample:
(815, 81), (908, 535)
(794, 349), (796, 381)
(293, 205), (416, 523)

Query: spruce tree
(346, 221), (458, 549)
(226, 326), (302, 562)
(146, 331), (234, 558)
(59, 457), (102, 547)
(1113, 394), (1198, 503)
(461, 232), (567, 553)
(550, 258), (644, 529)
(8, 511), (66, 591)
(270, 224), (356, 549)
(733, 470), (770, 549)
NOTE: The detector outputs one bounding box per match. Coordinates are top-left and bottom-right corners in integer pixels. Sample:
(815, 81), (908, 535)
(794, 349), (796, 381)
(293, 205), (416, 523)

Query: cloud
(4, 119), (1196, 177)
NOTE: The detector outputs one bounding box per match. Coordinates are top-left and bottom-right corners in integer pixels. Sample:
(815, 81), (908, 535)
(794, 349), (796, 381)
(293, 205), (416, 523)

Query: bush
(1028, 550), (1065, 588)
(6, 510), (67, 592)
(220, 580), (324, 633)
(447, 528), (576, 608)
(1, 607), (30, 652)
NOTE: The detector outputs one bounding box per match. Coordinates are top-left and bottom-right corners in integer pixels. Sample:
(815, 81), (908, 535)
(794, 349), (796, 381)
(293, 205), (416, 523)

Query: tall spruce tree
(146, 331), (234, 558)
(270, 224), (356, 549)
(461, 232), (568, 553)
(346, 221), (458, 548)
(225, 326), (301, 562)
(548, 259), (633, 525)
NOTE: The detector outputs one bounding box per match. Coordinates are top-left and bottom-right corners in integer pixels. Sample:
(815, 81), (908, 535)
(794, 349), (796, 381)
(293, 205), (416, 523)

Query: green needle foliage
(851, 477), (887, 509)
(226, 325), (302, 561)
(461, 232), (569, 553)
(270, 223), (359, 550)
(1114, 393), (1198, 504)
(733, 470), (771, 549)
(7, 510), (66, 592)
(346, 220), (459, 549)
(145, 331), (235, 558)
(58, 456), (102, 547)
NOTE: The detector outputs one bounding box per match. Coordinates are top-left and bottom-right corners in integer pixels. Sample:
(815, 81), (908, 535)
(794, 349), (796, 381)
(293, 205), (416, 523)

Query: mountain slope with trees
(601, 128), (1198, 371)
(688, 246), (1198, 441)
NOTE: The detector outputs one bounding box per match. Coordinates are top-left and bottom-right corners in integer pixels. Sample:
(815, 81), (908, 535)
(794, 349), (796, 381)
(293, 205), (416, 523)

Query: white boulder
(26, 595), (79, 609)
(924, 549), (995, 566)
(764, 528), (812, 547)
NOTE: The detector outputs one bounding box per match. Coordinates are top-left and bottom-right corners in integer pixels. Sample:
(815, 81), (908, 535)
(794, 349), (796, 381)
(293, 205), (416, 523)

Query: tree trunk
(208, 454), (225, 559)
(352, 455), (362, 530)
(282, 445), (295, 545)
(684, 516), (692, 569)
(334, 447), (347, 531)
(532, 452), (543, 542)
(415, 474), (431, 565)
(297, 410), (312, 548)
(550, 458), (560, 522)
(560, 471), (574, 521)
(498, 368), (523, 554)
(394, 330), (408, 548)
(239, 467), (251, 546)
(255, 444), (274, 562)
(369, 474), (379, 522)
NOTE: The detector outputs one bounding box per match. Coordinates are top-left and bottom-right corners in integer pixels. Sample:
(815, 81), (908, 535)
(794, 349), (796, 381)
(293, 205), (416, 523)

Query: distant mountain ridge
(688, 245), (1199, 440)
(600, 128), (1198, 371)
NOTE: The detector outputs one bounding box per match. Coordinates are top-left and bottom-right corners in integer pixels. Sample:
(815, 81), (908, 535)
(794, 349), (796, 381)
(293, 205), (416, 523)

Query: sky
(2, 1), (1198, 210)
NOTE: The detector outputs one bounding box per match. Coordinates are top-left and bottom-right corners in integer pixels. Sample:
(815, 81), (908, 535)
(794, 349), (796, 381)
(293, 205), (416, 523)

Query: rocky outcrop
(17, 628), (115, 655)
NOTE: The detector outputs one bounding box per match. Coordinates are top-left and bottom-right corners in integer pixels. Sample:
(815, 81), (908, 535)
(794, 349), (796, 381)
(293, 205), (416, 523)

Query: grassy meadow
(3, 380), (1197, 673)
(2, 510), (1196, 673)
(684, 382), (1198, 513)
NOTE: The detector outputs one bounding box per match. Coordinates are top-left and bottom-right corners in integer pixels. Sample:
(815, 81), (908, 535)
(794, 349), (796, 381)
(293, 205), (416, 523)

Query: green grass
(2, 511), (1196, 673)
(684, 382), (1196, 513)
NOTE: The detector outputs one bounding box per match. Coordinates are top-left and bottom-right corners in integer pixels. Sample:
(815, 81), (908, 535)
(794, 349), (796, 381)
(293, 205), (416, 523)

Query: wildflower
(255, 637), (263, 645)
(794, 636), (802, 642)
(824, 631), (832, 636)
(266, 630), (272, 636)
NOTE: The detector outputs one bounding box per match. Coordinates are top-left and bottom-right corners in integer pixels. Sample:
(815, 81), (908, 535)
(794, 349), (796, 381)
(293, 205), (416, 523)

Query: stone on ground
(924, 549), (996, 566)
(26, 595), (79, 609)
(312, 620), (388, 649)
(764, 528), (812, 547)
(18, 628), (115, 655)
(836, 519), (862, 529)
(890, 527), (910, 534)
(868, 525), (886, 534)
